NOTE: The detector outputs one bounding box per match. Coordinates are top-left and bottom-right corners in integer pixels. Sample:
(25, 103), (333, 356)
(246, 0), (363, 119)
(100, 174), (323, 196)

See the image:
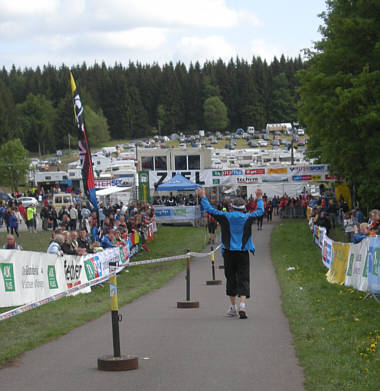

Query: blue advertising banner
(154, 206), (201, 222)
(367, 237), (380, 294)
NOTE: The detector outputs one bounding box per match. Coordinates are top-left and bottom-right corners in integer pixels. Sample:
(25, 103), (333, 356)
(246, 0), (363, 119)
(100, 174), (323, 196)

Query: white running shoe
(225, 306), (238, 317)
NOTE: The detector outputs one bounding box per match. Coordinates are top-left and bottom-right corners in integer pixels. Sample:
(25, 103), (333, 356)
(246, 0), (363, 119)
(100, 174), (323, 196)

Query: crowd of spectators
(44, 199), (156, 255)
(309, 196), (379, 243)
(1, 188), (156, 254)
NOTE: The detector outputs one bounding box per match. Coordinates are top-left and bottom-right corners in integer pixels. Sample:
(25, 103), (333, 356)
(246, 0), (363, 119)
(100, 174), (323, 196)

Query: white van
(52, 193), (74, 211)
(247, 126), (255, 135)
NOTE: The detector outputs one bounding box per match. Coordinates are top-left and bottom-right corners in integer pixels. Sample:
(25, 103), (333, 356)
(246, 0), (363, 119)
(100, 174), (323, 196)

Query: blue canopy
(157, 174), (198, 191)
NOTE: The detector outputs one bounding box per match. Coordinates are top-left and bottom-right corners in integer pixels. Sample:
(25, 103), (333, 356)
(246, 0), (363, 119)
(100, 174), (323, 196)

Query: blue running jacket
(201, 197), (264, 253)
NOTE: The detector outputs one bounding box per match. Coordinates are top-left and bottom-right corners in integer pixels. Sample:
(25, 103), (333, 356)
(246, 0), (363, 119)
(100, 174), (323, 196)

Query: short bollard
(177, 251), (199, 308)
(98, 263), (138, 371)
(206, 247), (222, 285)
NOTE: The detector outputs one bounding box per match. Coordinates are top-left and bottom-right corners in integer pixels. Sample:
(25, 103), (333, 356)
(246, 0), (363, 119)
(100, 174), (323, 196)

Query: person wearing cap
(196, 187), (264, 319)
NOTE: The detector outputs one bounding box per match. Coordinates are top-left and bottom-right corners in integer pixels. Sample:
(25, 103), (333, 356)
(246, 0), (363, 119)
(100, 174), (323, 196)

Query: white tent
(96, 186), (132, 205)
(96, 187), (128, 197)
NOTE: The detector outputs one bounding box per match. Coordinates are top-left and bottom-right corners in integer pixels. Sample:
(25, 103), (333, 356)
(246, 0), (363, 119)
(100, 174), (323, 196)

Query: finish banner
(326, 242), (350, 285)
(345, 239), (369, 292)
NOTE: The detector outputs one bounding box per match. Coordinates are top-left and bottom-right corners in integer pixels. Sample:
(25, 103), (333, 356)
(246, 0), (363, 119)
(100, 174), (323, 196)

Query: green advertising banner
(0, 263), (15, 292)
(138, 171), (150, 203)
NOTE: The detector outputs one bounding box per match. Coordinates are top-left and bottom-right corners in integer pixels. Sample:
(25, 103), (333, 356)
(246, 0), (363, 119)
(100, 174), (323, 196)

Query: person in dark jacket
(78, 229), (96, 253)
(196, 187), (264, 319)
(61, 231), (85, 255)
(317, 211), (331, 236)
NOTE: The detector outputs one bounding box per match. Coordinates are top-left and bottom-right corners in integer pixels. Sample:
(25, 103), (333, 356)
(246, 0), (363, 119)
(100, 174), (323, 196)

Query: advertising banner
(314, 226), (326, 249)
(149, 165), (334, 189)
(0, 250), (66, 307)
(267, 168), (288, 174)
(367, 237), (380, 295)
(326, 242), (350, 285)
(138, 171), (150, 203)
(288, 165), (327, 174)
(321, 236), (333, 269)
(345, 239), (369, 292)
(154, 206), (201, 223)
(0, 246), (130, 308)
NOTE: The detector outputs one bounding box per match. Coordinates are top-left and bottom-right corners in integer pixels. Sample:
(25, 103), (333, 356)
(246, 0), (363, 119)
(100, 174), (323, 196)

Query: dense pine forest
(0, 55), (304, 154)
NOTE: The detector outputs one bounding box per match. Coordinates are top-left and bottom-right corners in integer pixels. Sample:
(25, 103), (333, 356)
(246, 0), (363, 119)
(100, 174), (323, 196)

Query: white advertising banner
(345, 239), (369, 292)
(0, 250), (67, 308)
(314, 226), (326, 249)
(321, 236), (333, 269)
(149, 165), (333, 190)
(0, 246), (129, 308)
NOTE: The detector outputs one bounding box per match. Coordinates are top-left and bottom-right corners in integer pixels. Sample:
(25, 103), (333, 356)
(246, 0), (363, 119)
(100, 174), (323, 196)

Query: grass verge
(271, 220), (380, 391)
(0, 225), (208, 367)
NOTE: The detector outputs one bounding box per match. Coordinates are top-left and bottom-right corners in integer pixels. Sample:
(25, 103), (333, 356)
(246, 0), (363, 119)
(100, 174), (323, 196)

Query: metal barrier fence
(279, 205), (306, 219)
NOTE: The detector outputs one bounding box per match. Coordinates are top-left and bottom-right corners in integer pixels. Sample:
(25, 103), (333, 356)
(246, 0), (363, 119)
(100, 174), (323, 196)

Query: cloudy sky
(0, 0), (327, 69)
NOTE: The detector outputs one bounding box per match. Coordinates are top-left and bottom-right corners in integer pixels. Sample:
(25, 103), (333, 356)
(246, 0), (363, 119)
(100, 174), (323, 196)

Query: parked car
(17, 196), (38, 208)
(258, 140), (268, 146)
(46, 157), (61, 165)
(36, 160), (49, 170)
(263, 134), (270, 140)
(235, 128), (244, 135)
(271, 140), (280, 146)
(0, 192), (14, 205)
(248, 141), (259, 147)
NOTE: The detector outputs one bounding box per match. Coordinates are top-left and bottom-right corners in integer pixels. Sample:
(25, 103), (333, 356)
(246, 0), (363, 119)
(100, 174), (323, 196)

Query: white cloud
(0, 21), (30, 39)
(91, 0), (244, 29)
(38, 35), (76, 52)
(0, 0), (59, 18)
(250, 39), (284, 61)
(88, 28), (169, 51)
(236, 10), (262, 27)
(179, 36), (236, 63)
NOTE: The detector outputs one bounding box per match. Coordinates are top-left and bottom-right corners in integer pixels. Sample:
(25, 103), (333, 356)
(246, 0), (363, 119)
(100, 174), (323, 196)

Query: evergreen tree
(270, 73), (296, 122)
(0, 80), (22, 144)
(298, 0), (380, 208)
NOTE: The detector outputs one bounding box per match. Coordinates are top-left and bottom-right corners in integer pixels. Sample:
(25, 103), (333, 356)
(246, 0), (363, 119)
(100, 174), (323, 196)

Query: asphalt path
(0, 216), (305, 390)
